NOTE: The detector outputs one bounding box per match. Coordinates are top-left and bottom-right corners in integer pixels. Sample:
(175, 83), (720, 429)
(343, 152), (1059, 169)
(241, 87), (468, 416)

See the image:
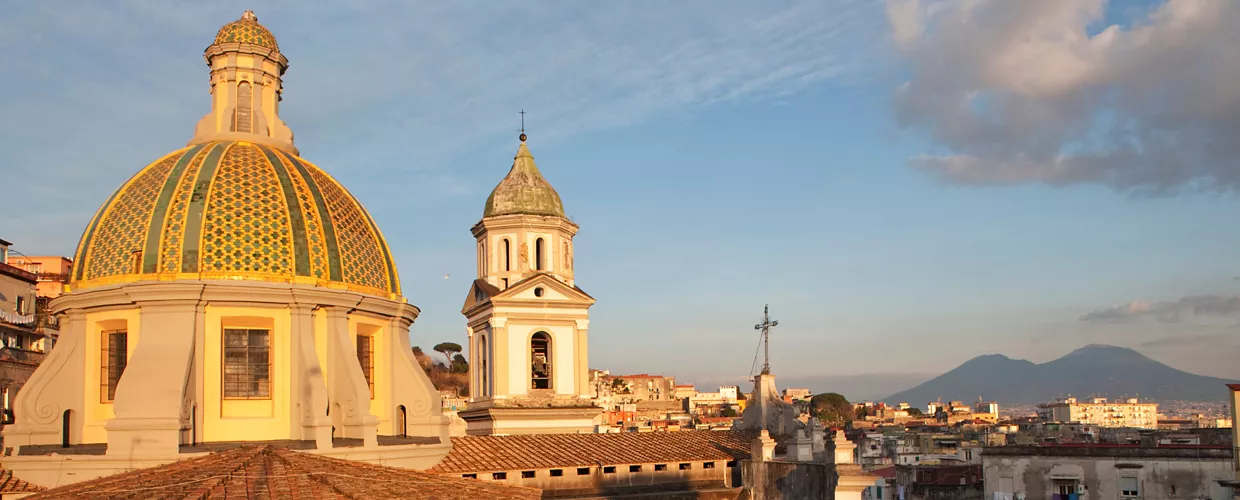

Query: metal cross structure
(518, 109), (526, 134)
(754, 304), (778, 375)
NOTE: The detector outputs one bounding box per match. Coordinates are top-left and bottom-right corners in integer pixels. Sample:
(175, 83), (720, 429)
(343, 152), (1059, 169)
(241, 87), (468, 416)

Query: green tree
(450, 353), (469, 373)
(906, 407), (924, 416)
(610, 378), (630, 394)
(433, 342), (462, 366)
(720, 405), (739, 418)
(810, 393), (852, 425)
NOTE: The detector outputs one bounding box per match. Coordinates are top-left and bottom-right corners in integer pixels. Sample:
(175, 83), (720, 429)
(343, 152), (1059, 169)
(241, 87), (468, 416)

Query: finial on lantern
(518, 109), (527, 142)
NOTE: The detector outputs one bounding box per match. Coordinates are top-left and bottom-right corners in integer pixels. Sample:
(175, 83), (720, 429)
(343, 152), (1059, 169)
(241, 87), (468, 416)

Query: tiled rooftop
(29, 445), (541, 499)
(429, 430), (755, 474)
(0, 469), (45, 494)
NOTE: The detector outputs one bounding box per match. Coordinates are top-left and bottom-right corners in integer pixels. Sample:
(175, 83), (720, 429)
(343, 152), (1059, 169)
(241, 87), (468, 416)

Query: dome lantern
(190, 10), (297, 154)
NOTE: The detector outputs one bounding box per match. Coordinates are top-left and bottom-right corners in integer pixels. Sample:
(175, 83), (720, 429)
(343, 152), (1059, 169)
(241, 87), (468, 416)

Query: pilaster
(324, 306), (377, 446)
(105, 296), (201, 458)
(291, 304), (331, 449)
(385, 312), (446, 439)
(490, 317), (509, 397)
(3, 310), (87, 448)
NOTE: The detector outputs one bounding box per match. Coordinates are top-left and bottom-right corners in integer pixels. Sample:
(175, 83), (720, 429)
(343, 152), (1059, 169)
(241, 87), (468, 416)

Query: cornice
(470, 214), (579, 237)
(51, 280), (415, 321)
(204, 43), (289, 70)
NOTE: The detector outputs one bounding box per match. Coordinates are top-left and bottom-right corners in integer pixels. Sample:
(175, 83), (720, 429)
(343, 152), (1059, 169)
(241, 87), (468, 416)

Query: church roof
(483, 139), (566, 218)
(213, 10), (279, 50)
(428, 430), (755, 474)
(70, 141), (401, 298)
(0, 469), (44, 495)
(30, 445), (541, 499)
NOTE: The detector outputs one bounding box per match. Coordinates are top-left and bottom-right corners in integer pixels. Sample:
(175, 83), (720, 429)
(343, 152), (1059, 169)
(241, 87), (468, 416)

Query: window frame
(99, 329), (128, 403)
(356, 333), (374, 399)
(1119, 475), (1139, 497)
(221, 327), (273, 400)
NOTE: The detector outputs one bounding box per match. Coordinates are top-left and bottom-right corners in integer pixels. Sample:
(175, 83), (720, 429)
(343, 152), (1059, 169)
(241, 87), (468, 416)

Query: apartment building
(1038, 397), (1159, 429)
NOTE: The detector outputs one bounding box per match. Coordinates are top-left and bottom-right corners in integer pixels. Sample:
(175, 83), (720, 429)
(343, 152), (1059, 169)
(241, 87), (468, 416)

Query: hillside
(882, 344), (1237, 405)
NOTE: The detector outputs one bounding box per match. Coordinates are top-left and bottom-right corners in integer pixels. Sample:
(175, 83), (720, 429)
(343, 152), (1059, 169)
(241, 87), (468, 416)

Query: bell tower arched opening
(531, 332), (552, 390)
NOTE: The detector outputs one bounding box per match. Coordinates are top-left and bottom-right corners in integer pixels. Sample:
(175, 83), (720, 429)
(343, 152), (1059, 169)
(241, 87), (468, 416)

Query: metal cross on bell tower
(754, 304), (779, 375)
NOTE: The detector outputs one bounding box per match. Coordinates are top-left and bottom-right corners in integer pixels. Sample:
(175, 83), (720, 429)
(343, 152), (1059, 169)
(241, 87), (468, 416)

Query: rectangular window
(492, 472), (506, 480)
(223, 328), (271, 399)
(654, 464), (667, 471)
(100, 330), (128, 402)
(629, 465), (642, 472)
(356, 334), (374, 398)
(15, 296), (26, 315)
(520, 470), (535, 478)
(603, 466), (616, 474)
(576, 467), (590, 476)
(550, 469), (563, 477)
(679, 463), (691, 470)
(1120, 476), (1139, 496)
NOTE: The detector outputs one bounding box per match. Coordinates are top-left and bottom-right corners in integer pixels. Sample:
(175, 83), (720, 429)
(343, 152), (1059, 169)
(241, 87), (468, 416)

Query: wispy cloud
(1140, 332), (1233, 349)
(0, 0), (885, 255)
(1081, 294), (1240, 323)
(886, 0), (1240, 194)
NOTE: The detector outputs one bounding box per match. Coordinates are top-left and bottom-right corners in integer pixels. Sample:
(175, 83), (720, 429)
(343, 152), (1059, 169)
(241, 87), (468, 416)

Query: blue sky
(2, 1), (1238, 393)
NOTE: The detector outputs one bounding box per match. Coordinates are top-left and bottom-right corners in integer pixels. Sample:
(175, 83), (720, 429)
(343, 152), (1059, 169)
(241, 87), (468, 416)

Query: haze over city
(3, 0), (1239, 389)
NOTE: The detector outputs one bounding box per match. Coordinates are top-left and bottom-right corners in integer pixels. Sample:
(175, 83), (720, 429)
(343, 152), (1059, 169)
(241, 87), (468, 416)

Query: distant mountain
(882, 344), (1238, 405)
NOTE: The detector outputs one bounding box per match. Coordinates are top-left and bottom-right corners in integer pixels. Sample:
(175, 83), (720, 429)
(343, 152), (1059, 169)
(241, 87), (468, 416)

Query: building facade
(1038, 397), (1159, 429)
(0, 240), (46, 422)
(459, 134), (598, 435)
(983, 445), (1234, 500)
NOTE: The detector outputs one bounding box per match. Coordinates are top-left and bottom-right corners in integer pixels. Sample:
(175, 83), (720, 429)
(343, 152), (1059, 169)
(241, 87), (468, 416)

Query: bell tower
(459, 134), (599, 435)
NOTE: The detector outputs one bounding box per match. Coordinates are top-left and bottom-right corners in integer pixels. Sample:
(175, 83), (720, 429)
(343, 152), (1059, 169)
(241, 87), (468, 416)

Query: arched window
(531, 332), (552, 390)
(235, 82), (253, 133)
(62, 410), (72, 448)
(479, 336), (488, 397)
(478, 242), (486, 275)
(397, 405), (407, 438)
(535, 238), (545, 271)
(503, 239), (511, 271)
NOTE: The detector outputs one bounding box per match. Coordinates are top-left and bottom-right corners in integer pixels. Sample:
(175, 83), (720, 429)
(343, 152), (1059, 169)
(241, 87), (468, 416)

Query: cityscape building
(1038, 397), (1159, 429)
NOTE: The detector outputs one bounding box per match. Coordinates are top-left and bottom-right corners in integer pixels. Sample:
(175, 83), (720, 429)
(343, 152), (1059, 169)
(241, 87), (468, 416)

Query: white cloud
(887, 0), (1240, 193)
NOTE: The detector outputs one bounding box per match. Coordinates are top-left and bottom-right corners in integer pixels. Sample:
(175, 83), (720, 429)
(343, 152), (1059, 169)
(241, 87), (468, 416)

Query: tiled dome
(213, 10), (279, 51)
(70, 141), (401, 298)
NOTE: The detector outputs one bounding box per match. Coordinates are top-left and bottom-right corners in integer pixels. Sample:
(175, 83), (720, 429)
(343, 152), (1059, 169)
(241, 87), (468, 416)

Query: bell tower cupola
(472, 134), (578, 290)
(189, 10), (297, 154)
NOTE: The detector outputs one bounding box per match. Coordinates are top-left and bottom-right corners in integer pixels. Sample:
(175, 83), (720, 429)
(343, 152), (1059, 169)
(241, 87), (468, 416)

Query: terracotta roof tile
(30, 445), (540, 500)
(0, 469), (45, 493)
(429, 430), (755, 474)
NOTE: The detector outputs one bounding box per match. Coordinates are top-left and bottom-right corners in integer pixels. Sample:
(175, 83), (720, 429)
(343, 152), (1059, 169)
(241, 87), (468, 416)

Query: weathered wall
(743, 460), (828, 500)
(983, 451), (1234, 500)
